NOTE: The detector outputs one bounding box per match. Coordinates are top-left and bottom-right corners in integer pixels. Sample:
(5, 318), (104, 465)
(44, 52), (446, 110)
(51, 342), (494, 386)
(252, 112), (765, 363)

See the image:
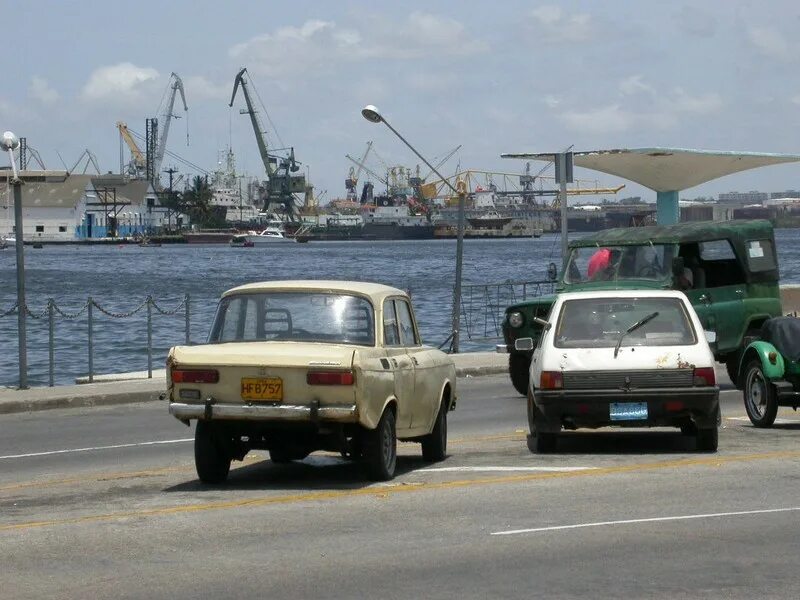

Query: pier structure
(502, 148), (800, 225)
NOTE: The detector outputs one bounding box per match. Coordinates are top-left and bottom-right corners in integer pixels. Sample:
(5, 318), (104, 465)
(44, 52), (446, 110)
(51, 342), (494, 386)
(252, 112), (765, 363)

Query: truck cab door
(684, 240), (746, 357)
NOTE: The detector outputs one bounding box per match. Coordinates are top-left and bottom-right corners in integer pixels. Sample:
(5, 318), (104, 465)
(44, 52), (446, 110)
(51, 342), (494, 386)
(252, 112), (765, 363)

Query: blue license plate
(610, 402), (648, 421)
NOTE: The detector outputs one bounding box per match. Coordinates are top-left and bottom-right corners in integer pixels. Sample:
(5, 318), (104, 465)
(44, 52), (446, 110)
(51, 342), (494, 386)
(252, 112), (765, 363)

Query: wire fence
(2, 295), (190, 387)
(458, 279), (556, 342)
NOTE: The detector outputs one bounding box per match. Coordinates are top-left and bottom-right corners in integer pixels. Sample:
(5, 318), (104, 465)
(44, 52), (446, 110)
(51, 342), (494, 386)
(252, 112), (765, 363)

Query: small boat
(138, 238), (161, 247)
(230, 234), (255, 248)
(244, 224), (294, 245)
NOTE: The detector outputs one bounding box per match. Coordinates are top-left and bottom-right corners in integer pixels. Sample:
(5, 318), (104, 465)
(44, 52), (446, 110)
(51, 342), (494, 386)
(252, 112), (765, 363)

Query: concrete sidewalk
(0, 351), (509, 415)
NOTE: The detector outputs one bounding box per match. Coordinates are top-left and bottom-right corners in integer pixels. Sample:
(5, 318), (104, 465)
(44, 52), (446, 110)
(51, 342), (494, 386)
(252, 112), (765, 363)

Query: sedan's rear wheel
(743, 360), (778, 428)
(362, 408), (397, 481)
(194, 420), (231, 484)
(421, 401), (447, 462)
(527, 430), (557, 453)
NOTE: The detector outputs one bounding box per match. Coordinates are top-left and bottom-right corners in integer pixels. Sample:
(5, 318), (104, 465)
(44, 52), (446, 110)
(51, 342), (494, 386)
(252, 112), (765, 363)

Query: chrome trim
(169, 402), (358, 422)
(495, 344), (508, 353)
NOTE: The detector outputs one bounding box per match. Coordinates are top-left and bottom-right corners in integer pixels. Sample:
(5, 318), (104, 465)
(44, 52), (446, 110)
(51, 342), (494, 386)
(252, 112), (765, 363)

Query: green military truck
(501, 220), (782, 395)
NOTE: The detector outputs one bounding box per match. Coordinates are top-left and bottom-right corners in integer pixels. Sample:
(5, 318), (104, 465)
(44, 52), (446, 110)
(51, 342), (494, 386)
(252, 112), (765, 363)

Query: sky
(5, 0), (800, 204)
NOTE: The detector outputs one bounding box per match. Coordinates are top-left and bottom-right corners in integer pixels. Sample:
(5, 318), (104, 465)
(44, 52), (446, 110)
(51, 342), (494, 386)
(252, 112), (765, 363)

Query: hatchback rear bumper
(533, 386), (719, 432)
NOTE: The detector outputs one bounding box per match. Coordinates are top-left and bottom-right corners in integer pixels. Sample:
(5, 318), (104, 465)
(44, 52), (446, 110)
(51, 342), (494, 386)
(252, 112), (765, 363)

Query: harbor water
(3, 230), (800, 388)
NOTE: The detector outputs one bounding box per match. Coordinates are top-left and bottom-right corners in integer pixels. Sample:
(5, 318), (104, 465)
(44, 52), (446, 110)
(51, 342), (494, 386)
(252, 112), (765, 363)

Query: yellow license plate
(241, 377), (283, 401)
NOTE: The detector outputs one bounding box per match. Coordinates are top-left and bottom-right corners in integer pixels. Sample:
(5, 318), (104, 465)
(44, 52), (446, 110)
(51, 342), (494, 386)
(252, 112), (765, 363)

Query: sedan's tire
(509, 353), (531, 396)
(743, 360), (778, 428)
(269, 447), (292, 464)
(194, 420), (231, 484)
(695, 427), (719, 453)
(362, 408), (397, 481)
(421, 402), (447, 462)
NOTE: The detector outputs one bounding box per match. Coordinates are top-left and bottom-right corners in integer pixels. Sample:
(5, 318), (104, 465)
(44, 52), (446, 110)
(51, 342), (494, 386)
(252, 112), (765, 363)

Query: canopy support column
(656, 190), (680, 225)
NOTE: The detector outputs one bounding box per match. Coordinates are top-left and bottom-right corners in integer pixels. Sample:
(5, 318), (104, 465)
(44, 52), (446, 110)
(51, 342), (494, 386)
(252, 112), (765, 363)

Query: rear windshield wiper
(614, 311), (659, 358)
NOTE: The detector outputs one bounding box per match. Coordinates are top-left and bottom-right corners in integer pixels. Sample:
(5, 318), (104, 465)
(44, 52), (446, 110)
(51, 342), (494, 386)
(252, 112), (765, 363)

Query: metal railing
(456, 279), (555, 343)
(1, 295), (190, 387)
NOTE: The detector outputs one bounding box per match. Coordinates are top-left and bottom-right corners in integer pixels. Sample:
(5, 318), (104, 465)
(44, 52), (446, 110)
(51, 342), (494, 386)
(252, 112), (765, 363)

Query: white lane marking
(727, 416), (799, 424)
(491, 506), (800, 536)
(420, 466), (597, 473)
(0, 438), (193, 460)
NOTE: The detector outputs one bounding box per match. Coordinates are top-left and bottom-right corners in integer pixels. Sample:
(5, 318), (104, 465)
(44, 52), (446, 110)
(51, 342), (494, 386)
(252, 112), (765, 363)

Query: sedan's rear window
(554, 297), (696, 349)
(209, 292), (375, 346)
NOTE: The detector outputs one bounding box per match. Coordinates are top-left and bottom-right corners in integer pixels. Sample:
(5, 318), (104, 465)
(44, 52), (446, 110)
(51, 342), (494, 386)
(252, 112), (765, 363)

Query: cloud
(529, 5), (593, 42)
(748, 27), (793, 61)
(81, 62), (159, 102)
(673, 5), (716, 37)
(230, 14), (486, 78)
(559, 104), (637, 135)
(670, 88), (722, 114)
(183, 75), (229, 101)
(29, 76), (59, 105)
(619, 75), (655, 97)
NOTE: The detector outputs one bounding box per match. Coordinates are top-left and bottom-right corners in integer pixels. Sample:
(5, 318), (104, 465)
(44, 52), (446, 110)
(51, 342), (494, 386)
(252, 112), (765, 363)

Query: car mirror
(672, 256), (685, 277)
(704, 330), (717, 344)
(515, 337), (535, 351)
(532, 316), (551, 330)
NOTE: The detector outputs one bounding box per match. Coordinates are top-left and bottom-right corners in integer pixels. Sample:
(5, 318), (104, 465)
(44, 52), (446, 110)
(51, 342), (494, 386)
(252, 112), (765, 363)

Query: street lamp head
(1, 131), (20, 151)
(361, 105), (383, 124)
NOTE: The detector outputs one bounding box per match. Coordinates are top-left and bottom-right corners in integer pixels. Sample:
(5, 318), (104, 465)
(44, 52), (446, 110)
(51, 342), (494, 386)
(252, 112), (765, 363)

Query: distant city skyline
(5, 1), (800, 204)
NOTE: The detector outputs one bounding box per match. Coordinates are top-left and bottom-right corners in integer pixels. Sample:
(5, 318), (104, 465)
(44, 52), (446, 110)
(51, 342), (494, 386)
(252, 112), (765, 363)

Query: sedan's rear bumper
(169, 401), (358, 423)
(533, 386), (719, 432)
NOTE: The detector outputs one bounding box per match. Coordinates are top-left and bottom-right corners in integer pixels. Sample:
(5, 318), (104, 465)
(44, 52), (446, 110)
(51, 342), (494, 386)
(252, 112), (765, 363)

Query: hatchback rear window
(554, 297), (697, 348)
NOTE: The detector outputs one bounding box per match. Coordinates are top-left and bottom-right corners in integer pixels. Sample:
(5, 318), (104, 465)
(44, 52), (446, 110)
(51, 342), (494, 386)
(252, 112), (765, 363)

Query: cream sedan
(167, 280), (456, 483)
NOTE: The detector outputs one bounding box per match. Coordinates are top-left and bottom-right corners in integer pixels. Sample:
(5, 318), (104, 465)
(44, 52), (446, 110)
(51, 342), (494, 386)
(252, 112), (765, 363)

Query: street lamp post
(361, 106), (467, 352)
(2, 131), (27, 389)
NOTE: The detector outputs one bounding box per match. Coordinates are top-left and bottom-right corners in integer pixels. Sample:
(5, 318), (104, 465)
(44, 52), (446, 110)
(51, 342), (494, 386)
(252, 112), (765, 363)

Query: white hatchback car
(516, 290), (720, 453)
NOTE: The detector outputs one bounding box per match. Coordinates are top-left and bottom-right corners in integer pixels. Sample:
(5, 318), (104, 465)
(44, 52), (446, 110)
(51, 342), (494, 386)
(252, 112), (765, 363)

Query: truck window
(745, 239), (777, 272)
(696, 239), (745, 286)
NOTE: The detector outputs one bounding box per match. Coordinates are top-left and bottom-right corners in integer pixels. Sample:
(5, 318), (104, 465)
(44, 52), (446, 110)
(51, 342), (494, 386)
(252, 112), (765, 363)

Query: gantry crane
(230, 67), (306, 218)
(153, 73), (187, 179)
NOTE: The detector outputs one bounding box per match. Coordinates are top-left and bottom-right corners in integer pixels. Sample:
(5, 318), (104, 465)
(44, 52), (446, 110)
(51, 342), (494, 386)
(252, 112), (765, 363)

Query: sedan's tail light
(307, 371), (355, 385)
(540, 371), (563, 390)
(171, 369), (219, 384)
(693, 367), (716, 386)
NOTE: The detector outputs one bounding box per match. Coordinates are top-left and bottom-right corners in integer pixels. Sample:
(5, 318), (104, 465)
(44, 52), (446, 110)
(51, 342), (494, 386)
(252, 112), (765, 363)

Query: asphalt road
(1, 375), (799, 599)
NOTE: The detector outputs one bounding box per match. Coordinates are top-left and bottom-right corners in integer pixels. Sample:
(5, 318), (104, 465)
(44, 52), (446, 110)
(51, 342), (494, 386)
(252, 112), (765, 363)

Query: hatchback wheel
(743, 360), (778, 428)
(695, 427), (718, 453)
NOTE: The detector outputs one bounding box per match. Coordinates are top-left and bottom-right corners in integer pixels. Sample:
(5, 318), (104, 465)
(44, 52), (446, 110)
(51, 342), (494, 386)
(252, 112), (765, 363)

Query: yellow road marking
(2, 449), (799, 533)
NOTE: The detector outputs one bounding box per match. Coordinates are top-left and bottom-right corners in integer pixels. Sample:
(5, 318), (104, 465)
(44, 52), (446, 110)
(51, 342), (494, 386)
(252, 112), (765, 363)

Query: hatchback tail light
(693, 367), (716, 387)
(307, 371), (355, 385)
(540, 371), (563, 390)
(171, 369), (219, 384)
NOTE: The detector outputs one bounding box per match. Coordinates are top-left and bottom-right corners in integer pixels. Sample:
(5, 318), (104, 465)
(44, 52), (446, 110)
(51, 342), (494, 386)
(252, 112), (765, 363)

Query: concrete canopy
(500, 147), (800, 193)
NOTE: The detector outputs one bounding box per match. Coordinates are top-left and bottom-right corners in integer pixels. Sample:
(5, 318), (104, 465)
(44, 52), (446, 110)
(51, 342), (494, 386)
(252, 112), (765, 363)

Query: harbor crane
(345, 153), (388, 185)
(229, 67), (306, 219)
(117, 121), (146, 178)
(153, 73), (187, 180)
(345, 141), (373, 200)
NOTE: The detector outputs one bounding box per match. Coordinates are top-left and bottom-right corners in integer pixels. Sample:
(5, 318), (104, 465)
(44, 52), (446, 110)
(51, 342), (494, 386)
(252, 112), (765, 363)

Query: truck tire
(509, 353), (531, 396)
(194, 420), (231, 484)
(362, 408), (397, 481)
(421, 401), (447, 462)
(743, 359), (779, 428)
